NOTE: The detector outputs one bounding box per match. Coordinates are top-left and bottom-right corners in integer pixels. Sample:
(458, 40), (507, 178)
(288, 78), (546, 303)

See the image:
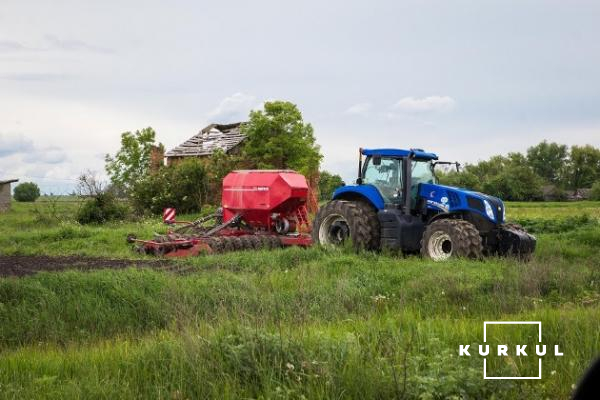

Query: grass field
(0, 200), (599, 399)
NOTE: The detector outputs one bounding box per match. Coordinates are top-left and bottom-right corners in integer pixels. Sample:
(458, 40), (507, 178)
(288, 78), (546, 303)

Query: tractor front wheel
(312, 200), (379, 251)
(421, 219), (483, 261)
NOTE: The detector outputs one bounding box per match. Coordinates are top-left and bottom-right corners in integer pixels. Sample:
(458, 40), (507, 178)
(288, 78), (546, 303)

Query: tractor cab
(359, 148), (438, 210)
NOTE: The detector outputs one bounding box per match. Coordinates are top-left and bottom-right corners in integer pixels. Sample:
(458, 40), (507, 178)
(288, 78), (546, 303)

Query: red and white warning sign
(163, 208), (176, 223)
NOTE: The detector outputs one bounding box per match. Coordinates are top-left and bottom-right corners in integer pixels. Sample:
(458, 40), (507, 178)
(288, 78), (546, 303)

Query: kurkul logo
(459, 321), (563, 379)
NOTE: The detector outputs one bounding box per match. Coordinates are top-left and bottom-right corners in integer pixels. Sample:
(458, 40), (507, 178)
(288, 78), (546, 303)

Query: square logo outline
(483, 321), (542, 380)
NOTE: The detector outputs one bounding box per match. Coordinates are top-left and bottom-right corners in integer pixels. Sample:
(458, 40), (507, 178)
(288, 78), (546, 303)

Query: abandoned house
(165, 122), (245, 165)
(0, 179), (18, 212)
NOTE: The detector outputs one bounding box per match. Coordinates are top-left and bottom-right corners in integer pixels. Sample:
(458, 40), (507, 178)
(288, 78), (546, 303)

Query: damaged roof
(165, 122), (246, 158)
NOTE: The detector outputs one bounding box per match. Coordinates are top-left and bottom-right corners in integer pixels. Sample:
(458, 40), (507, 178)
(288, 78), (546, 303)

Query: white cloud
(207, 93), (258, 122)
(392, 96), (456, 113)
(344, 102), (372, 116)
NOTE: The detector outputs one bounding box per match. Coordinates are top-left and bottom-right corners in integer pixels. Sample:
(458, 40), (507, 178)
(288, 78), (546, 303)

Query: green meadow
(0, 201), (599, 399)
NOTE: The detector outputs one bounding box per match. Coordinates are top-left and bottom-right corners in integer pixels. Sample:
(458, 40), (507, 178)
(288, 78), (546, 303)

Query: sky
(1, 0), (599, 193)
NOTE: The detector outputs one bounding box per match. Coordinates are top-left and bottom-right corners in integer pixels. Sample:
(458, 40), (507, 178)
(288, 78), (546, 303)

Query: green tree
(206, 149), (240, 204)
(318, 171), (344, 200)
(568, 145), (600, 189)
(105, 128), (163, 193)
(132, 158), (208, 214)
(465, 155), (507, 178)
(589, 181), (600, 201)
(241, 101), (322, 176)
(526, 141), (568, 185)
(437, 170), (482, 191)
(13, 182), (41, 202)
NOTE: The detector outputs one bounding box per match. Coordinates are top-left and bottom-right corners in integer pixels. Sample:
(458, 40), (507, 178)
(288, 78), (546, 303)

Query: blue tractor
(312, 148), (536, 260)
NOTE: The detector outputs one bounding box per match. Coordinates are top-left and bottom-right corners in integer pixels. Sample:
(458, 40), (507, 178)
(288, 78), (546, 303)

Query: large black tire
(421, 219), (483, 261)
(312, 200), (380, 251)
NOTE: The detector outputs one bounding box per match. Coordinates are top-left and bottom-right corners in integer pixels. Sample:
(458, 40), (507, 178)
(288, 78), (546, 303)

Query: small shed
(0, 179), (19, 212)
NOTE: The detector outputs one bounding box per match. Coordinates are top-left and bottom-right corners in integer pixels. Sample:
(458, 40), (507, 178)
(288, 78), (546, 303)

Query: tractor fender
(427, 210), (497, 234)
(427, 211), (463, 224)
(332, 185), (385, 210)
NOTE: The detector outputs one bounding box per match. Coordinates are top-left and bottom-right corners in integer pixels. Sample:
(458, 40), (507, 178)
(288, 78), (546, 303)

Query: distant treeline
(438, 141), (600, 201)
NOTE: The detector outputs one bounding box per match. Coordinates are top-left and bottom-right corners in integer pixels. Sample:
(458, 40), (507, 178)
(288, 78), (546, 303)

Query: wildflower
(371, 294), (388, 303)
(551, 370), (556, 375)
(286, 362), (295, 371)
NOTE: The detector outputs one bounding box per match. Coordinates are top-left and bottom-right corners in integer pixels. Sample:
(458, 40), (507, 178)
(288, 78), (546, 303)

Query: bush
(482, 165), (544, 201)
(590, 181), (600, 200)
(13, 182), (40, 202)
(132, 158), (209, 215)
(318, 171), (344, 200)
(511, 214), (595, 234)
(76, 192), (129, 224)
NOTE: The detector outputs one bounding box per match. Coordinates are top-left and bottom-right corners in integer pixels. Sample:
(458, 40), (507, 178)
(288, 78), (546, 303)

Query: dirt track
(0, 255), (177, 277)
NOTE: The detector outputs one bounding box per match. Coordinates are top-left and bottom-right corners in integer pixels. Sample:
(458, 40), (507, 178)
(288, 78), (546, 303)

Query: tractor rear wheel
(421, 219), (483, 261)
(312, 200), (379, 251)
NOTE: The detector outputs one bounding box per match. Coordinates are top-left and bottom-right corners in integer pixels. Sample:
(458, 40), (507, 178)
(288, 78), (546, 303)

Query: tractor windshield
(411, 159), (437, 200)
(362, 156), (403, 205)
(411, 160), (437, 185)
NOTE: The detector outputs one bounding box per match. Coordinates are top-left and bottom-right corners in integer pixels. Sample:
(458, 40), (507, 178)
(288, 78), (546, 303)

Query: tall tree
(568, 145), (600, 189)
(241, 101), (322, 176)
(105, 128), (163, 192)
(526, 141), (568, 184)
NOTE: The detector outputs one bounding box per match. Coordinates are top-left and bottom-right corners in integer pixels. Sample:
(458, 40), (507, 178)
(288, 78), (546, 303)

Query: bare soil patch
(0, 255), (177, 277)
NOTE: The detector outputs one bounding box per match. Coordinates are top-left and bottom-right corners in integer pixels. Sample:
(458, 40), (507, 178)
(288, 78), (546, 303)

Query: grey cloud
(0, 134), (34, 157)
(0, 40), (28, 52)
(0, 73), (70, 82)
(44, 34), (114, 54)
(22, 147), (68, 164)
(0, 134), (67, 164)
(0, 36), (113, 54)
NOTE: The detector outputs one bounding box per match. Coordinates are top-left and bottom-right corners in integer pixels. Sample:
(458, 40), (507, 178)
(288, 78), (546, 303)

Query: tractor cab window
(410, 160), (437, 200)
(363, 156), (403, 204)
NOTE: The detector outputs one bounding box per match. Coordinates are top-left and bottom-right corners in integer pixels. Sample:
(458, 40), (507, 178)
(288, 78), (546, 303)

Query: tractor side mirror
(373, 156), (382, 166)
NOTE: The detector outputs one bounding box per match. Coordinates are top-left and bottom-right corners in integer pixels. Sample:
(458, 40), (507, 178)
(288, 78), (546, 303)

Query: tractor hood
(419, 183), (505, 224)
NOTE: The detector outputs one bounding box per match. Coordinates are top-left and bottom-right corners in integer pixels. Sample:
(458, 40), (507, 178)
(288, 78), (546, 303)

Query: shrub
(13, 182), (41, 202)
(76, 192), (129, 224)
(132, 158), (209, 215)
(318, 171), (344, 200)
(511, 214), (595, 234)
(590, 181), (600, 200)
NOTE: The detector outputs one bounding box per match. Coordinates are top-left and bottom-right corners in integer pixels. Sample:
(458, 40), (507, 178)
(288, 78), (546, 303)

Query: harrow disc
(202, 235), (283, 254)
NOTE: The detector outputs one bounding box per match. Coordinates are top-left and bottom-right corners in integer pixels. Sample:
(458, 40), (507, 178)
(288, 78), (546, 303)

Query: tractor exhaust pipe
(357, 147), (363, 185)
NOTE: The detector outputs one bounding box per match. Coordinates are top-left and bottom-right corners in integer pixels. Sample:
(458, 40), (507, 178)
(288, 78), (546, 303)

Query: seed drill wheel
(311, 200), (380, 251)
(421, 219), (483, 261)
